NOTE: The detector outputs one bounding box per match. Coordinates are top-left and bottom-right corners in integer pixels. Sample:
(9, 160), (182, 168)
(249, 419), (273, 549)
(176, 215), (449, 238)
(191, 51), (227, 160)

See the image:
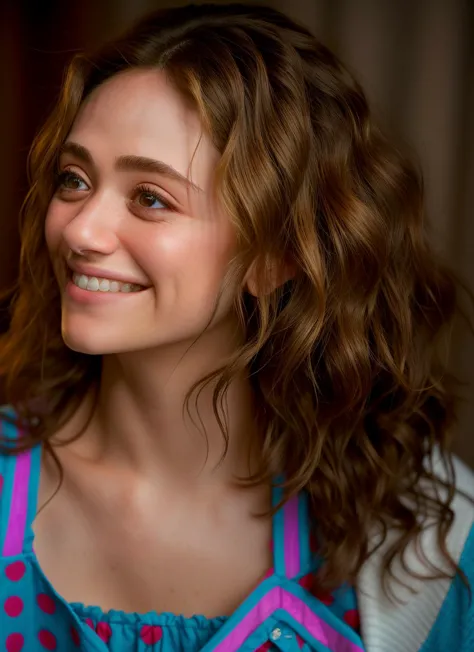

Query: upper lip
(67, 261), (149, 287)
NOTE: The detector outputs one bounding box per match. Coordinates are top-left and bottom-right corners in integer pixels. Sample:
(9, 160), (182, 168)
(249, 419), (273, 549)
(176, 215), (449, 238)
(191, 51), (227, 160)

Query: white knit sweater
(357, 456), (474, 652)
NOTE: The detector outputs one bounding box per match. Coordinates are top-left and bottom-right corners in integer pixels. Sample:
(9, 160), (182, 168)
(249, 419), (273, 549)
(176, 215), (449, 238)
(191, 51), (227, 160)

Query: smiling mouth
(71, 273), (146, 293)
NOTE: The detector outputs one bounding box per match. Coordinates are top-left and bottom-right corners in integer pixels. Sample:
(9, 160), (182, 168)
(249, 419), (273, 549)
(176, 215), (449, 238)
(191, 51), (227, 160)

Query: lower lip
(65, 280), (146, 304)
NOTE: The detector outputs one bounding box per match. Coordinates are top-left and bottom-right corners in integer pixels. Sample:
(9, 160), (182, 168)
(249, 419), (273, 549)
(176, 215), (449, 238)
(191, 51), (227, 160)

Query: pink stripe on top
(281, 589), (363, 652)
(3, 449), (32, 556)
(211, 586), (364, 652)
(284, 495), (300, 578)
(212, 588), (278, 652)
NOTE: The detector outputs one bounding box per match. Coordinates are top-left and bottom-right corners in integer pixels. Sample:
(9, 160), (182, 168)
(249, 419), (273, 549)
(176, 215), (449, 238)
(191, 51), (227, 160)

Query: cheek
(136, 223), (236, 288)
(133, 219), (234, 270)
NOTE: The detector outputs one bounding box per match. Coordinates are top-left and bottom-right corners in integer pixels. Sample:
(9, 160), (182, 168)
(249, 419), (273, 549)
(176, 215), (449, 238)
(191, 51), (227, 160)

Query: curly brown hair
(0, 2), (472, 595)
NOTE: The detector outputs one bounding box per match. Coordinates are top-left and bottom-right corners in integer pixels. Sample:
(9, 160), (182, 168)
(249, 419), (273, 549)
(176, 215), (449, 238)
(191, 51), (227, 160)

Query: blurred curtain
(1, 0), (472, 465)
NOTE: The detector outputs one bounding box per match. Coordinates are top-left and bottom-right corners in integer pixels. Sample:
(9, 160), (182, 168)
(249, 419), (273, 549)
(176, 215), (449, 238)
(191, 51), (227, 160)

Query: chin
(60, 320), (122, 355)
(61, 330), (109, 356)
(61, 324), (162, 356)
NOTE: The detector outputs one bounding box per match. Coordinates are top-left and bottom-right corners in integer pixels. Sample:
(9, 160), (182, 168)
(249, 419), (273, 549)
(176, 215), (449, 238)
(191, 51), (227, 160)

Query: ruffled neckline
(70, 601), (228, 629)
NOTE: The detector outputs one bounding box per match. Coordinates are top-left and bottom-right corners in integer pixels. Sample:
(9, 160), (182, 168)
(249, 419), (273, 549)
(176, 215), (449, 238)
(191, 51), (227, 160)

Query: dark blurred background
(0, 0), (473, 467)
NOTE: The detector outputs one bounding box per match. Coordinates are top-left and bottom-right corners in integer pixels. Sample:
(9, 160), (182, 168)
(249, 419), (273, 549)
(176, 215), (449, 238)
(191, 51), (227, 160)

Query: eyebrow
(59, 141), (203, 193)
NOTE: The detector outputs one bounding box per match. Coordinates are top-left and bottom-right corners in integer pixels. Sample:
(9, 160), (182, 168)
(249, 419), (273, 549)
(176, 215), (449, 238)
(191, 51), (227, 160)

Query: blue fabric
(420, 521), (474, 652)
(0, 409), (363, 651)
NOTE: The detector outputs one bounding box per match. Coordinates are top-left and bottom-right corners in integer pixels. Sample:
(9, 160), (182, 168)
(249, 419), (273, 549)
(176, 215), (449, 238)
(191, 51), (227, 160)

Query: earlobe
(245, 256), (296, 297)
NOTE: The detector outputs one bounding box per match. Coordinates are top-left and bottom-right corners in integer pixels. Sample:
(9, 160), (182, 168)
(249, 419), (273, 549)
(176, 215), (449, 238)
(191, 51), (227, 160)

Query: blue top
(420, 521), (474, 652)
(0, 409), (364, 651)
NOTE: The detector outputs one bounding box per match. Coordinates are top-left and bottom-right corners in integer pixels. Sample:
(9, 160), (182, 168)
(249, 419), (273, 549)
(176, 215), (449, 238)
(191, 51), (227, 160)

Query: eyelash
(55, 170), (175, 212)
(133, 183), (174, 211)
(55, 170), (85, 192)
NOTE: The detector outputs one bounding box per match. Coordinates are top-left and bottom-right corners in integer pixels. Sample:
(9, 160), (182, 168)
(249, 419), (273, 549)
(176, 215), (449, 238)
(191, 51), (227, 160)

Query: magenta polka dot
(343, 609), (360, 630)
(4, 596), (23, 617)
(85, 617), (95, 629)
(38, 629), (57, 650)
(36, 593), (56, 615)
(255, 642), (272, 652)
(296, 633), (305, 649)
(96, 622), (112, 643)
(298, 573), (313, 591)
(5, 561), (26, 582)
(5, 633), (24, 652)
(70, 626), (81, 647)
(0, 474), (4, 493)
(140, 625), (163, 645)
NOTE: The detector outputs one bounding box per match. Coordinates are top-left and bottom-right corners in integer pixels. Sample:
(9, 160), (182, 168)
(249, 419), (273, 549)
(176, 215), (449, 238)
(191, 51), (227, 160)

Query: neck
(76, 334), (260, 488)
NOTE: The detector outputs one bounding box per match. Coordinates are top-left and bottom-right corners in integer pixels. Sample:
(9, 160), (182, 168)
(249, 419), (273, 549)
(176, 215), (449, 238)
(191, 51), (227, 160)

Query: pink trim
(3, 450), (32, 556)
(281, 590), (363, 651)
(212, 589), (277, 652)
(284, 495), (300, 577)
(212, 586), (363, 652)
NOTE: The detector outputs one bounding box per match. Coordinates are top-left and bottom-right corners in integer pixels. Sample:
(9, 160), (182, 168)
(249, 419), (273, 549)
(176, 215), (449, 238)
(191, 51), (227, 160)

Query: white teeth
(87, 277), (99, 291)
(72, 273), (143, 293)
(78, 275), (88, 290)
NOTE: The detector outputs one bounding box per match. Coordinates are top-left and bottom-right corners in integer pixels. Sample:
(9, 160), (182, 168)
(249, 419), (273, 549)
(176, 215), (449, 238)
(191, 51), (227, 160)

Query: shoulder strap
(272, 479), (312, 579)
(357, 455), (474, 652)
(0, 407), (42, 557)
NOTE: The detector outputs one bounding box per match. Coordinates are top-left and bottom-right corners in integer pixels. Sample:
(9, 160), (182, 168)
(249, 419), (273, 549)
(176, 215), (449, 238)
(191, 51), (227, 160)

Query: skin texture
(35, 69), (272, 618)
(46, 69), (236, 357)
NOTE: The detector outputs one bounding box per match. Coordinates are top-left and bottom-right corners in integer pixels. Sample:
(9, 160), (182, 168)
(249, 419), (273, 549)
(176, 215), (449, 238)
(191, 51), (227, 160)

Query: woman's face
(45, 69), (239, 356)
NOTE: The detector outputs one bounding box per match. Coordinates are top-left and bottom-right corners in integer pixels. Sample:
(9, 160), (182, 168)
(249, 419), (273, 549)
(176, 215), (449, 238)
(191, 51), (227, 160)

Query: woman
(0, 3), (472, 651)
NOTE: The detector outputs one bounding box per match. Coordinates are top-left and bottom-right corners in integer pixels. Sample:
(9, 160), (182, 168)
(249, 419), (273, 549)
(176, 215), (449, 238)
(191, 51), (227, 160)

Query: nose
(61, 192), (120, 257)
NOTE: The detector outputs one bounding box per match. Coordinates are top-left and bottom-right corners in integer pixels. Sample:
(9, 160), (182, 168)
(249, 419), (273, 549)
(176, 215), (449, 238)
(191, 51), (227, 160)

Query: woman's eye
(137, 191), (166, 209)
(57, 171), (88, 192)
(134, 186), (173, 211)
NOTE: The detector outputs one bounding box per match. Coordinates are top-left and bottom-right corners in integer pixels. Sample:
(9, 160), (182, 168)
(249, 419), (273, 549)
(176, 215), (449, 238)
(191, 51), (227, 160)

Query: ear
(244, 255), (296, 297)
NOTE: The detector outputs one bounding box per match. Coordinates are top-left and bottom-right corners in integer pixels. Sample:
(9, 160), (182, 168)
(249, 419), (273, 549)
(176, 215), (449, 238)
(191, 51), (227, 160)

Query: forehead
(68, 68), (219, 191)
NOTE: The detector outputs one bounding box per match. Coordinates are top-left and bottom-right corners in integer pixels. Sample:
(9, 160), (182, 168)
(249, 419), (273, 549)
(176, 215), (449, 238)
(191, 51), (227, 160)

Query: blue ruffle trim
(70, 601), (228, 630)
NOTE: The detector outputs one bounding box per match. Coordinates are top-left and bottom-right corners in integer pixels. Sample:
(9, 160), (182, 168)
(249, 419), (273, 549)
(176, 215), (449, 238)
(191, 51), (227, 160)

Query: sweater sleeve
(420, 520), (474, 652)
